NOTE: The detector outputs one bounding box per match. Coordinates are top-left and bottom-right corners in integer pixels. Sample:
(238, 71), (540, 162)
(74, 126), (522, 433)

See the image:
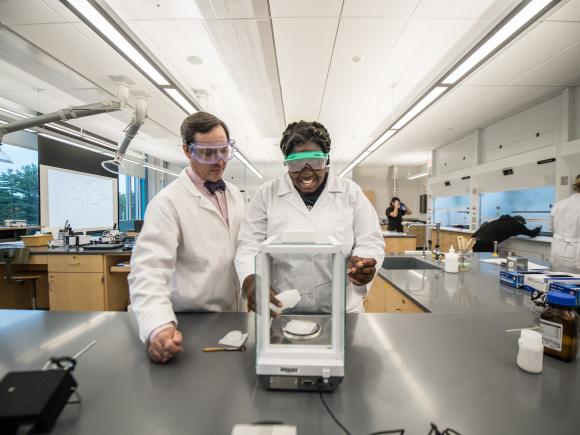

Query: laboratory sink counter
(378, 253), (542, 314)
(1, 310), (579, 435)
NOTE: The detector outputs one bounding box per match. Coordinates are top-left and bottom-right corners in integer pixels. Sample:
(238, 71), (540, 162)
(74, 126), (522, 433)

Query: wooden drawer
(48, 255), (103, 273)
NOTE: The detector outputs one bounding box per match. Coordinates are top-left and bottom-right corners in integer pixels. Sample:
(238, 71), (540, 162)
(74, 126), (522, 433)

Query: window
(118, 173), (147, 231)
(432, 195), (470, 228)
(0, 143), (39, 225)
(480, 186), (555, 234)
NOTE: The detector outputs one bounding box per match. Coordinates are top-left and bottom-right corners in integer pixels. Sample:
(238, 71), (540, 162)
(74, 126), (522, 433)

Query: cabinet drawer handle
(68, 262), (81, 266)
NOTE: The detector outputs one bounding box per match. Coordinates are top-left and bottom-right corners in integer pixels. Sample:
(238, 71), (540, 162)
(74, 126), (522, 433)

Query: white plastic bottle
(444, 244), (459, 273)
(517, 329), (543, 374)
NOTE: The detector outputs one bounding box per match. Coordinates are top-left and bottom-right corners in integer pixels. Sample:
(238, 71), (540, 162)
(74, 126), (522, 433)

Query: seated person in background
(472, 215), (541, 252)
(385, 197), (412, 232)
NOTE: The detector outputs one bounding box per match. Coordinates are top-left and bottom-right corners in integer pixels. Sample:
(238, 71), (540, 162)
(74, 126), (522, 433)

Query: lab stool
(1, 246), (41, 310)
(8, 271), (42, 310)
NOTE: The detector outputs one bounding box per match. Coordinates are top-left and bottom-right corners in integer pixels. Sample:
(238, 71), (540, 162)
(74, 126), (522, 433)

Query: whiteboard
(40, 165), (118, 231)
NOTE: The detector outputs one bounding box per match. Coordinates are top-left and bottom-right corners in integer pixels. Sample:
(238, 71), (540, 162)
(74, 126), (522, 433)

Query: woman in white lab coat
(129, 112), (246, 363)
(235, 121), (384, 313)
(551, 175), (580, 269)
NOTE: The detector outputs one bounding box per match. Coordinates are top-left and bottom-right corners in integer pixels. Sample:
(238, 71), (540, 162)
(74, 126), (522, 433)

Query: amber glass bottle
(540, 292), (579, 362)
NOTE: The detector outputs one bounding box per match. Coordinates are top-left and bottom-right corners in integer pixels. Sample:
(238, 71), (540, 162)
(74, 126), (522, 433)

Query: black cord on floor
(318, 391), (352, 435)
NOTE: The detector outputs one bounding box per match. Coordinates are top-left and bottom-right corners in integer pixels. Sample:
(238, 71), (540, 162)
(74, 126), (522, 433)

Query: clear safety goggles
(187, 140), (235, 165)
(284, 151), (328, 173)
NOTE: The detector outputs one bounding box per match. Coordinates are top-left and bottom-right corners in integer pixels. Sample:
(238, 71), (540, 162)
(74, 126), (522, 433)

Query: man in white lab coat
(551, 174), (580, 269)
(235, 121), (384, 313)
(129, 112), (245, 363)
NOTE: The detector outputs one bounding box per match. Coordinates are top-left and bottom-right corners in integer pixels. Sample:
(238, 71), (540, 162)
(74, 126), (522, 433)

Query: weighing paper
(218, 330), (248, 348)
(270, 289), (301, 314)
(283, 320), (318, 336)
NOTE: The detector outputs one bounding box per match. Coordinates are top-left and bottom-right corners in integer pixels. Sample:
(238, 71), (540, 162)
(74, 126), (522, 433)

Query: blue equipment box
(499, 271), (543, 289)
(549, 281), (580, 305)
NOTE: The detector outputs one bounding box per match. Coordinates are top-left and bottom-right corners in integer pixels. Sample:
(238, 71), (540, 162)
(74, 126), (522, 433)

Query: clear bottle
(540, 292), (579, 362)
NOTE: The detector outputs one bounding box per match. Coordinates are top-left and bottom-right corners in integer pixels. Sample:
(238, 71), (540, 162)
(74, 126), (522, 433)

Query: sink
(382, 256), (441, 270)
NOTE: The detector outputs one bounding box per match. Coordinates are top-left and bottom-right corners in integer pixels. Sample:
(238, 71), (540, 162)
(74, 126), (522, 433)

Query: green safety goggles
(284, 151), (329, 173)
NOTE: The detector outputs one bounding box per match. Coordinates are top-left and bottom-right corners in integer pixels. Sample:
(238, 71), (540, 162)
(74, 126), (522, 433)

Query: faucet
(407, 222), (441, 258)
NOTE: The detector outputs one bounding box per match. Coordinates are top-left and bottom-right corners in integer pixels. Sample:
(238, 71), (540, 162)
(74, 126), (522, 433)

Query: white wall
(352, 165), (390, 216)
(353, 165), (428, 220)
(427, 86), (580, 260)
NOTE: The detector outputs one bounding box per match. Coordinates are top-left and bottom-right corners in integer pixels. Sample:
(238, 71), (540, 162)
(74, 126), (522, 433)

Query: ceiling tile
(0, 0), (67, 25)
(281, 85), (324, 121)
(269, 0), (342, 17)
(545, 0), (580, 22)
(203, 19), (280, 86)
(273, 18), (338, 85)
(413, 0), (509, 19)
(511, 40), (580, 86)
(195, 0), (269, 19)
(463, 21), (580, 86)
(126, 19), (230, 89)
(326, 18), (406, 85)
(375, 18), (482, 86)
(342, 0), (420, 18)
(105, 0), (203, 20)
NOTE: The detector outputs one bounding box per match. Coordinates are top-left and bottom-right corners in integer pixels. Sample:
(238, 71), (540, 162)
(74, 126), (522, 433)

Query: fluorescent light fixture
(65, 0), (169, 86)
(233, 147), (263, 178)
(38, 132), (115, 157)
(0, 107), (29, 118)
(442, 0), (554, 84)
(353, 151), (371, 165)
(235, 153), (249, 166)
(392, 86), (447, 130)
(142, 163), (179, 177)
(164, 89), (197, 114)
(46, 123), (144, 159)
(339, 163), (357, 177)
(407, 171), (429, 180)
(368, 129), (397, 152)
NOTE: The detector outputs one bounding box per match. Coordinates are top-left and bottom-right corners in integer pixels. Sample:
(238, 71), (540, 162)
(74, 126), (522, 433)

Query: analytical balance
(255, 235), (345, 392)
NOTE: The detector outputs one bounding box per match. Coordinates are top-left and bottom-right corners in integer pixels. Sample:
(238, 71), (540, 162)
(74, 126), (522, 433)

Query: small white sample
(283, 320), (318, 336)
(517, 329), (543, 374)
(219, 330), (248, 348)
(270, 289), (301, 314)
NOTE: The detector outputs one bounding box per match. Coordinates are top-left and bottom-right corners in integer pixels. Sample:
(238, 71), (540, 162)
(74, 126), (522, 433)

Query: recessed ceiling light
(352, 55), (364, 63)
(187, 55), (204, 65)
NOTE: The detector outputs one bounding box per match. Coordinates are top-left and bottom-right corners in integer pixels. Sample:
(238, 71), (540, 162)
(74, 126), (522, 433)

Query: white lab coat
(235, 172), (384, 313)
(129, 169), (246, 342)
(551, 192), (580, 269)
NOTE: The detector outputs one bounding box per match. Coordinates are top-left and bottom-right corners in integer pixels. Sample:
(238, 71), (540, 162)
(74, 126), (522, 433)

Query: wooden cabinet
(364, 277), (424, 313)
(48, 272), (105, 311)
(383, 237), (416, 254)
(47, 254), (129, 311)
(405, 226), (425, 250)
(433, 229), (474, 252)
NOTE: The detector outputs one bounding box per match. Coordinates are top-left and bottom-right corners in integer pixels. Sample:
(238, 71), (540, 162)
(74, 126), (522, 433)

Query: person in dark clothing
(472, 215), (541, 252)
(385, 197), (412, 232)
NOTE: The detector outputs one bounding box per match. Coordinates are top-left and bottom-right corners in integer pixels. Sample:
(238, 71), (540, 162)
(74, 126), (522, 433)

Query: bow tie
(204, 179), (226, 194)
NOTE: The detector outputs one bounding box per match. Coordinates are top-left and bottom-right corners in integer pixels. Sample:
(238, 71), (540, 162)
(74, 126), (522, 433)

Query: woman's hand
(242, 274), (282, 316)
(346, 256), (377, 286)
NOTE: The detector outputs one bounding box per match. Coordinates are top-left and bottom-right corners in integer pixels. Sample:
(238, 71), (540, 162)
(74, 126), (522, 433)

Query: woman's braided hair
(279, 121), (331, 156)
